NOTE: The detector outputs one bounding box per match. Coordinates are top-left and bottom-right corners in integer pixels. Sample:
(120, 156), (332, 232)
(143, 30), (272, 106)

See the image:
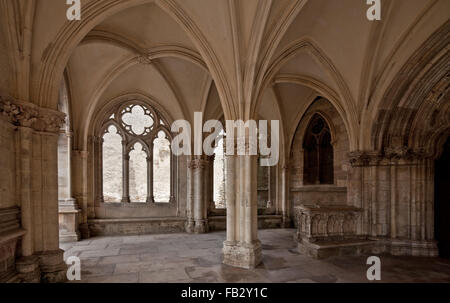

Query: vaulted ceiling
(0, 0), (448, 151)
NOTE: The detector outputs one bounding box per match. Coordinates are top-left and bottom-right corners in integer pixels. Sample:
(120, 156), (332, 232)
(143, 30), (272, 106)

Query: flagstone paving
(61, 229), (450, 283)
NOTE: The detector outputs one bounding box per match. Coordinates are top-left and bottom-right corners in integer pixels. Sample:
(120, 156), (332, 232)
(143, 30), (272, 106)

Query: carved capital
(384, 146), (430, 161)
(348, 150), (382, 167)
(235, 135), (258, 156)
(349, 147), (432, 166)
(189, 158), (208, 169)
(0, 96), (65, 133)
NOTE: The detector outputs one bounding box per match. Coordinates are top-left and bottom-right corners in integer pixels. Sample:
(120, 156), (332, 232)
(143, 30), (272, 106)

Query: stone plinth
(0, 207), (26, 282)
(209, 214), (283, 232)
(88, 217), (186, 236)
(59, 199), (81, 243)
(194, 219), (209, 233)
(223, 241), (262, 269)
(38, 249), (67, 283)
(16, 255), (41, 283)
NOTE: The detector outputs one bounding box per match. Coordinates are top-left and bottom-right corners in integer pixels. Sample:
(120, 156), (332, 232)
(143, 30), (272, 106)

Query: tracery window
(303, 114), (334, 185)
(98, 102), (173, 203)
(213, 130), (226, 209)
(102, 125), (123, 202)
(153, 131), (171, 203)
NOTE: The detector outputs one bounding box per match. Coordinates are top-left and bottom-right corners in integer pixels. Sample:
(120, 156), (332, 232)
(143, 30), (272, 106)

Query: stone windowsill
(290, 185), (347, 192)
(96, 201), (174, 208)
(295, 204), (362, 213)
(88, 217), (186, 224)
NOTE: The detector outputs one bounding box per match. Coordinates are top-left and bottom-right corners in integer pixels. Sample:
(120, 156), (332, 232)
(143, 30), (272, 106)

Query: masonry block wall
(289, 98), (350, 218)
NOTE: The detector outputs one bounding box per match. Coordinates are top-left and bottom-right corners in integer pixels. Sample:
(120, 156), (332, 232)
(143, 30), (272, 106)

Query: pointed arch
(255, 38), (358, 150)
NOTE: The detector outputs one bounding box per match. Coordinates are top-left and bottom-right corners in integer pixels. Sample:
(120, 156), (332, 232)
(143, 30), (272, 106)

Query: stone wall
(0, 27), (10, 93)
(289, 98), (350, 216)
(0, 117), (16, 208)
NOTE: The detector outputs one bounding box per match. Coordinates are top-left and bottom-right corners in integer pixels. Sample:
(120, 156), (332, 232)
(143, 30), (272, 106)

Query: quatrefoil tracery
(120, 104), (154, 137)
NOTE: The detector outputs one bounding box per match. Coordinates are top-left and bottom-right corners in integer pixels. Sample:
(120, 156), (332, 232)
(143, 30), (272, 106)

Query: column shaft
(225, 155), (236, 244)
(18, 127), (34, 256)
(192, 158), (208, 233)
(122, 141), (130, 203)
(223, 138), (261, 269)
(146, 154), (154, 203)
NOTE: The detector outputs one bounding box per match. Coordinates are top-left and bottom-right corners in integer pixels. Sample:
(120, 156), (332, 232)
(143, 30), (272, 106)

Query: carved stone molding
(348, 151), (383, 167)
(294, 205), (362, 243)
(348, 148), (432, 166)
(0, 96), (65, 133)
(383, 146), (431, 161)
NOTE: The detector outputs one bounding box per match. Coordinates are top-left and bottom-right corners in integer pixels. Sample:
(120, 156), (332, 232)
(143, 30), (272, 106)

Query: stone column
(191, 158), (208, 233)
(225, 153), (237, 244)
(15, 126), (41, 282)
(280, 164), (291, 227)
(170, 153), (176, 203)
(73, 150), (90, 239)
(146, 153), (154, 203)
(58, 131), (80, 243)
(223, 141), (262, 269)
(38, 130), (68, 282)
(206, 155), (215, 213)
(1, 98), (67, 282)
(94, 136), (104, 203)
(122, 141), (130, 203)
(185, 157), (195, 233)
(266, 164), (273, 209)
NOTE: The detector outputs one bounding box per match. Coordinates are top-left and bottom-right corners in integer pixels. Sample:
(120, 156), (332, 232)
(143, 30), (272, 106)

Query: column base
(281, 216), (292, 228)
(59, 199), (81, 243)
(59, 231), (81, 243)
(386, 239), (439, 257)
(79, 223), (90, 239)
(16, 255), (41, 283)
(38, 249), (67, 283)
(194, 219), (209, 233)
(223, 241), (262, 269)
(185, 219), (195, 233)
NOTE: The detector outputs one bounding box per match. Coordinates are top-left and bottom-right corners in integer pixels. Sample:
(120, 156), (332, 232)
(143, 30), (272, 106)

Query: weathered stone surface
(61, 230), (450, 283)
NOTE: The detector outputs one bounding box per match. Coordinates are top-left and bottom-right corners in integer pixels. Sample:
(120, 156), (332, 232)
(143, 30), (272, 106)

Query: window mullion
(122, 139), (131, 203)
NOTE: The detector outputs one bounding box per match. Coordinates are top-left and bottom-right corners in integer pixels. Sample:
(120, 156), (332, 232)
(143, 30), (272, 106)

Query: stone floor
(60, 229), (450, 283)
